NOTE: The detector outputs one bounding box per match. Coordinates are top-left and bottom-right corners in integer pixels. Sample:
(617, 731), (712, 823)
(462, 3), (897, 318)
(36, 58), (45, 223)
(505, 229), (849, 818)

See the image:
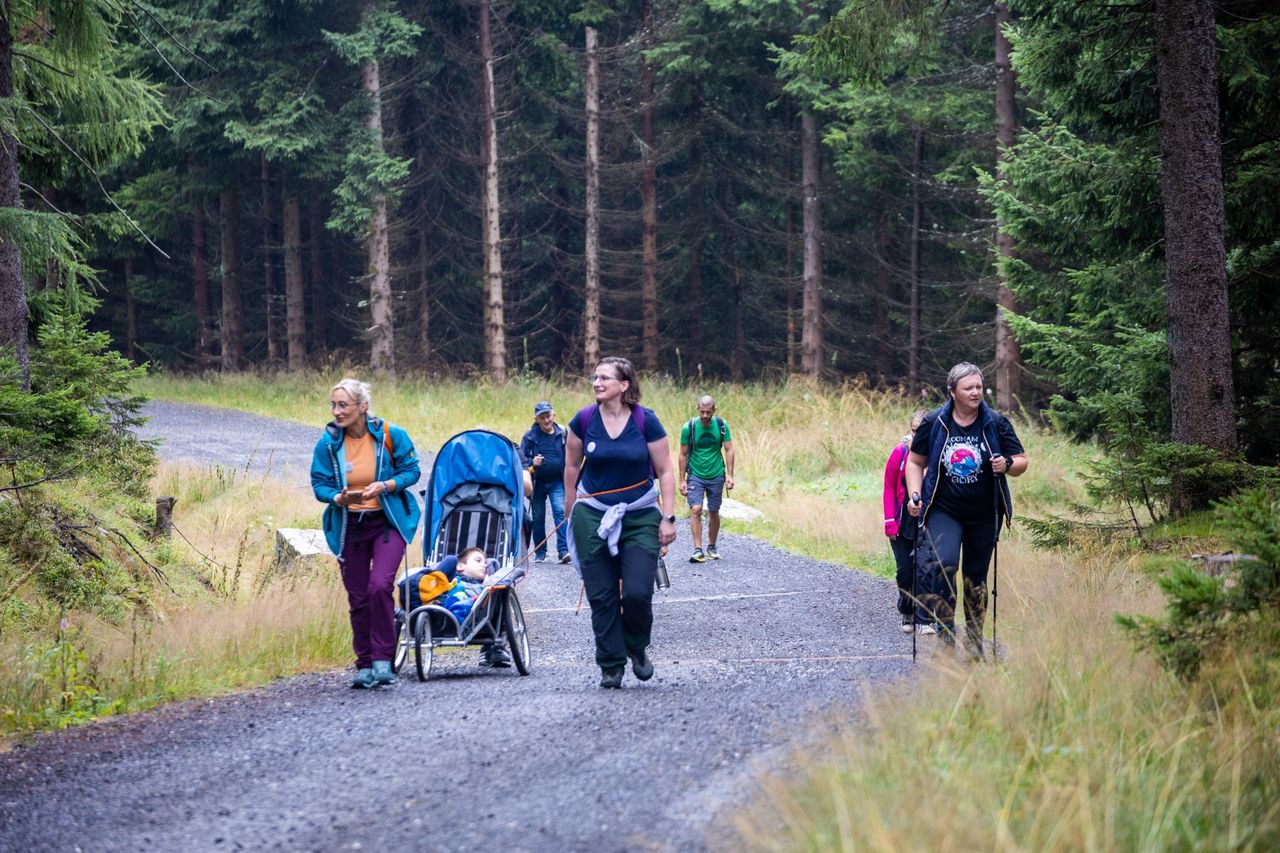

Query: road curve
(0, 401), (913, 852)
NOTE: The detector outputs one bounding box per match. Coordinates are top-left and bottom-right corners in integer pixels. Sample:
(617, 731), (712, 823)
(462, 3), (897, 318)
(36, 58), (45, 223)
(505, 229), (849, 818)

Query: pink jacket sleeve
(882, 443), (908, 537)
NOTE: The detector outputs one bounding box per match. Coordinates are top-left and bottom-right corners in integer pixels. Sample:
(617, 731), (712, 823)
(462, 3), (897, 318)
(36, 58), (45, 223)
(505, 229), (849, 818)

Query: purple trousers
(339, 511), (406, 668)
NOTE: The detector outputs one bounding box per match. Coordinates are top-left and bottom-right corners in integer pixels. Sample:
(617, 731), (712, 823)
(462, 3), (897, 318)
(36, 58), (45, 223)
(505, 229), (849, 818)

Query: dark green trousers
(571, 504), (661, 669)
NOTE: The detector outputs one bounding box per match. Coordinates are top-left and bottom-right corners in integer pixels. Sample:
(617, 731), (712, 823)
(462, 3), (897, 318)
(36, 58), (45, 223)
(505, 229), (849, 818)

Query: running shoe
(689, 548), (706, 563)
(706, 544), (720, 560)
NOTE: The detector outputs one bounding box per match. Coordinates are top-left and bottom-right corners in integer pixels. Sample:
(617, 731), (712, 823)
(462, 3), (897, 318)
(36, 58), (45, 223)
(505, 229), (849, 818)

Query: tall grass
(1, 461), (351, 736)
(731, 539), (1280, 850)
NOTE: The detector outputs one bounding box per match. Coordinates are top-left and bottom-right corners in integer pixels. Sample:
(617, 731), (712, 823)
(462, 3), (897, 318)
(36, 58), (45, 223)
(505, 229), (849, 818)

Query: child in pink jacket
(883, 411), (926, 633)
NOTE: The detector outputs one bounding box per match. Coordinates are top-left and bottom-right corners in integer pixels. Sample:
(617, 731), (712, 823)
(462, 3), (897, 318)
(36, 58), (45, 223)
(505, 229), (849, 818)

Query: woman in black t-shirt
(904, 362), (1027, 656)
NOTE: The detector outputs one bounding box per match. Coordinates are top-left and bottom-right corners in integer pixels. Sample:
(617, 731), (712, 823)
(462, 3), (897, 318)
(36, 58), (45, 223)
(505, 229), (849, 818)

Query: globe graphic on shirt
(947, 445), (981, 478)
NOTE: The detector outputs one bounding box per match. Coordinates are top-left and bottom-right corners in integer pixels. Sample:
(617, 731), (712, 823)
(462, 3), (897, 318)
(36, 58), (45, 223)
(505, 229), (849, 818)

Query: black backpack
(685, 416), (728, 448)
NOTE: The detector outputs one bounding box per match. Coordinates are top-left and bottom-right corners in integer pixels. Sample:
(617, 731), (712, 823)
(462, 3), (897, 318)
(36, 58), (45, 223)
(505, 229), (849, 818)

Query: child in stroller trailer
(399, 549), (513, 669)
(453, 548), (512, 668)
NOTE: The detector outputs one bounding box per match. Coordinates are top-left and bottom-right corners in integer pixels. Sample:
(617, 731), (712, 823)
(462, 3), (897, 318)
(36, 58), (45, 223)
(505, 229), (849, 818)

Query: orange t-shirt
(344, 432), (381, 511)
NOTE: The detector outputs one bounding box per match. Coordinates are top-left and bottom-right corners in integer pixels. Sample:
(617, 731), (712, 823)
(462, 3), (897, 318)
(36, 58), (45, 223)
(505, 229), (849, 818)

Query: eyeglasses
(329, 400), (358, 411)
(589, 374), (620, 382)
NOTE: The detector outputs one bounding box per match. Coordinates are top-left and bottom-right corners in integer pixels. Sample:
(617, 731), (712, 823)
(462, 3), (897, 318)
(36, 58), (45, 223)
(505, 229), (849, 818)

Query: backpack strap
(687, 416), (727, 448)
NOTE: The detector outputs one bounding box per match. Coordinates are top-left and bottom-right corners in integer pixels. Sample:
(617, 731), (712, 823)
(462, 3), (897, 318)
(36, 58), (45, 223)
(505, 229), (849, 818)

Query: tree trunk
(908, 126), (924, 391)
(583, 26), (601, 373)
(261, 153), (280, 366)
(639, 0), (659, 373)
(191, 194), (213, 370)
(1155, 0), (1237, 484)
(800, 110), (823, 377)
(308, 201), (326, 354)
(124, 256), (138, 363)
(219, 190), (244, 372)
(785, 102), (797, 377)
(417, 197), (431, 364)
(283, 193), (306, 371)
(0, 14), (28, 389)
(362, 50), (395, 377)
(873, 211), (893, 382)
(686, 84), (705, 373)
(724, 183), (746, 381)
(993, 2), (1023, 412)
(480, 0), (506, 382)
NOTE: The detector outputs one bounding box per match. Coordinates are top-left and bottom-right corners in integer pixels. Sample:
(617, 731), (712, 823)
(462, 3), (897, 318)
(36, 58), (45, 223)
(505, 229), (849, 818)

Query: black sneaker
(599, 666), (624, 689)
(900, 614), (914, 634)
(629, 650), (654, 681)
(558, 553), (572, 564)
(480, 643), (513, 668)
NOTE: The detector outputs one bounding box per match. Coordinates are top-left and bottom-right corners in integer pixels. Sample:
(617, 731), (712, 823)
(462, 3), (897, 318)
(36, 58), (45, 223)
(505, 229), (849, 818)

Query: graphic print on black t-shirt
(933, 416), (994, 522)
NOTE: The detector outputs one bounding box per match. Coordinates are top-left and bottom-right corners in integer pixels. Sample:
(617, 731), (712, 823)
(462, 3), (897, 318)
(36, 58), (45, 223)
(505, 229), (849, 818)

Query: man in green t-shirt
(678, 395), (735, 562)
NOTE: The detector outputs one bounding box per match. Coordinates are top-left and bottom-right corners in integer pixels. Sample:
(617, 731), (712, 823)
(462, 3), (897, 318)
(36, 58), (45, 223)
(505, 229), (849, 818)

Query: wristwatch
(663, 514), (676, 523)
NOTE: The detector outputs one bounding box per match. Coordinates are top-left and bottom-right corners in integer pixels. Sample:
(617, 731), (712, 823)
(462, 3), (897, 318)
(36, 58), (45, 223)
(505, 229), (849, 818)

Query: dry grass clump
(1, 461), (351, 736)
(729, 539), (1280, 850)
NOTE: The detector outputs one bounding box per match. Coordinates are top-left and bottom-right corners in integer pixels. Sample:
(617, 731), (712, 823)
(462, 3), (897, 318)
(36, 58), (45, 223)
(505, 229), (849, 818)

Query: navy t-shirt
(569, 405), (666, 506)
(912, 409), (1024, 523)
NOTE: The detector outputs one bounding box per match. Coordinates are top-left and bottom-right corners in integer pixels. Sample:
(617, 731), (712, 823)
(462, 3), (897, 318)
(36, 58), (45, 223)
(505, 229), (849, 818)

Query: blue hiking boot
(372, 660), (395, 686)
(351, 668), (376, 689)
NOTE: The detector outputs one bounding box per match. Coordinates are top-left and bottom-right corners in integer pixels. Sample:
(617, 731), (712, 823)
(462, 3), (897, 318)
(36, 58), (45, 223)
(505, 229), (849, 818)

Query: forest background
(2, 0), (1280, 847)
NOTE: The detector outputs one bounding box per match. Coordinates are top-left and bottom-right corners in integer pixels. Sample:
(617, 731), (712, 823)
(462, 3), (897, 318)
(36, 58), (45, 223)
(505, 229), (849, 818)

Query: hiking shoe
(558, 553), (572, 564)
(351, 668), (376, 689)
(371, 660), (395, 686)
(629, 650), (654, 682)
(599, 666), (624, 689)
(900, 615), (915, 634)
(481, 642), (513, 668)
(534, 554), (547, 563)
(706, 544), (720, 560)
(689, 548), (706, 563)
(918, 623), (938, 636)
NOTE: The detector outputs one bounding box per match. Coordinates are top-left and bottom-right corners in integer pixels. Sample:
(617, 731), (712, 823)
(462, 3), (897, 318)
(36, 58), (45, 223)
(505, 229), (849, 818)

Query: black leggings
(916, 508), (996, 632)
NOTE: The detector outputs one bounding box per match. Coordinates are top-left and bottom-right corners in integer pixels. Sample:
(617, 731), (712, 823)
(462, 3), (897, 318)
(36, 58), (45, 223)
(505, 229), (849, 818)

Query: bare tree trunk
(583, 26), (601, 373)
(480, 0), (506, 381)
(724, 183), (746, 381)
(686, 84), (705, 372)
(1156, 0), (1237, 501)
(418, 200), (431, 364)
(908, 126), (924, 391)
(0, 14), (28, 389)
(362, 50), (395, 377)
(800, 110), (823, 377)
(283, 193), (306, 370)
(308, 201), (326, 354)
(873, 212), (893, 382)
(124, 256), (138, 363)
(993, 2), (1023, 412)
(639, 0), (659, 373)
(219, 190), (244, 372)
(191, 195), (213, 370)
(261, 153), (280, 366)
(785, 103), (798, 377)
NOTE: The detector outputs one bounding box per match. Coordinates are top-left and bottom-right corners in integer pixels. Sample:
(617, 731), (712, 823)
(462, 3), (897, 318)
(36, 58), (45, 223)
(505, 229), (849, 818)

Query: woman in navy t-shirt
(904, 362), (1027, 657)
(564, 356), (677, 688)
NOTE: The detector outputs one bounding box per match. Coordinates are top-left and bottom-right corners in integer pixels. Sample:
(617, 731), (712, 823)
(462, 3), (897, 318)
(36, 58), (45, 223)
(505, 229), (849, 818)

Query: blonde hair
(330, 378), (374, 416)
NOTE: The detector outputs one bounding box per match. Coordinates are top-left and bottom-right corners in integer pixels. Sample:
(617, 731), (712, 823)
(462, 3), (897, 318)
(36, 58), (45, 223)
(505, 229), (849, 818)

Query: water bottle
(655, 556), (670, 590)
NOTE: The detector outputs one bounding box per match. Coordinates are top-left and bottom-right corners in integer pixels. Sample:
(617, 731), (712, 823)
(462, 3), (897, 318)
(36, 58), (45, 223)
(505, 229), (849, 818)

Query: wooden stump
(154, 496), (177, 539)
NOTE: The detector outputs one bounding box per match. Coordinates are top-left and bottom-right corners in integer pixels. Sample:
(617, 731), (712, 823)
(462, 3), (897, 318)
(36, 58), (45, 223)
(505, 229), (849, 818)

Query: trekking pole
(910, 492), (921, 662)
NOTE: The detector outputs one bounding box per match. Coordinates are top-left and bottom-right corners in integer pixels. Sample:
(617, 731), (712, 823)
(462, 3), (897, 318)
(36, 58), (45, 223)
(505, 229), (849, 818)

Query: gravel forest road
(0, 401), (914, 852)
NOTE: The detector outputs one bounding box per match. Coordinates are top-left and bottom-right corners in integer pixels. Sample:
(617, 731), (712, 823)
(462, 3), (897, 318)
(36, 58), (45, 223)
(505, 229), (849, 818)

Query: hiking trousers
(339, 511), (406, 668)
(572, 504), (660, 670)
(916, 509), (995, 643)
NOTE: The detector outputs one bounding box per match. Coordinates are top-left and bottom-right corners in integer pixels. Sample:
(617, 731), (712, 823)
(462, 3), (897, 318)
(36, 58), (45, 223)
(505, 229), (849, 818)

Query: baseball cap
(534, 401), (553, 416)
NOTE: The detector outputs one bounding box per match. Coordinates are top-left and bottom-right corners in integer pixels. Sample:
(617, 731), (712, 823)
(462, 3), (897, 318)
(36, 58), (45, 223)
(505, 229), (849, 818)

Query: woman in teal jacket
(310, 378), (421, 688)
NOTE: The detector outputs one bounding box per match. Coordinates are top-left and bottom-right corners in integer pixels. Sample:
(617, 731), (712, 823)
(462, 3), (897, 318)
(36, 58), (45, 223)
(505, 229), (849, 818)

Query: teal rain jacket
(310, 416), (422, 556)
